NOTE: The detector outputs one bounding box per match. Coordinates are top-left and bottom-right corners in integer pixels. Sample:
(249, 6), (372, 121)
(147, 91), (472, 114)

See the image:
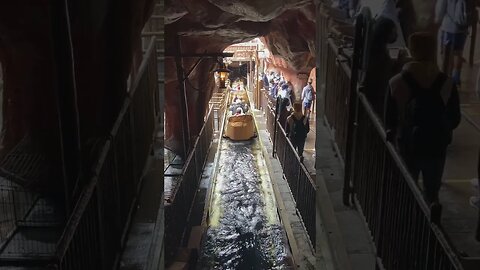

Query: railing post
(295, 164), (301, 201)
(343, 11), (366, 207)
(95, 183), (107, 269)
(174, 35), (191, 158)
(272, 97), (280, 157)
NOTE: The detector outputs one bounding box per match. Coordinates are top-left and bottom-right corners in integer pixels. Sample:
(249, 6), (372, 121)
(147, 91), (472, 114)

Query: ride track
(198, 89), (294, 270)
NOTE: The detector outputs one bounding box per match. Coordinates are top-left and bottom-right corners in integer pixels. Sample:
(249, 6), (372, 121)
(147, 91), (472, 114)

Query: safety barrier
(262, 89), (316, 248)
(55, 36), (159, 269)
(164, 107), (214, 262)
(274, 122), (317, 248)
(324, 39), (352, 161)
(351, 93), (465, 270)
(317, 4), (330, 88)
(264, 91), (277, 142)
(321, 12), (475, 269)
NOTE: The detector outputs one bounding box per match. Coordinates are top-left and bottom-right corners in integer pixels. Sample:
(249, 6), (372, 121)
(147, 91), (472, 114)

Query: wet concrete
(199, 139), (292, 269)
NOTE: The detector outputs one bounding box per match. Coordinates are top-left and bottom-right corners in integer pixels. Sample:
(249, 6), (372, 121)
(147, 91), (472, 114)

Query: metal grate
(0, 186), (64, 259)
(0, 136), (49, 188)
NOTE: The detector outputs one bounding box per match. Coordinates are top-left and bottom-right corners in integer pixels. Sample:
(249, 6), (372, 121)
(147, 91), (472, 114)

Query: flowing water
(199, 139), (292, 270)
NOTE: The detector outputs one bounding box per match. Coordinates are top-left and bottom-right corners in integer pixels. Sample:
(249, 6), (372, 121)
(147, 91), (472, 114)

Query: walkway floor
(438, 26), (480, 258)
(315, 116), (377, 270)
(303, 114), (316, 178)
(253, 107), (317, 269)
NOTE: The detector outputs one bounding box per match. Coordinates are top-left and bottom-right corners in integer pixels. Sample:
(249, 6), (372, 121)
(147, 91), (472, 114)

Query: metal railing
(263, 91), (317, 248)
(55, 36), (159, 269)
(320, 12), (476, 269)
(274, 122), (317, 248)
(210, 92), (226, 132)
(324, 39), (352, 161)
(164, 107), (214, 263)
(318, 4), (331, 89)
(351, 93), (465, 270)
(264, 92), (276, 142)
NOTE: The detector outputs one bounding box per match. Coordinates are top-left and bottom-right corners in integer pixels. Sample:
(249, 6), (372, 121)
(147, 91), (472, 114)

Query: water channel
(199, 138), (292, 269)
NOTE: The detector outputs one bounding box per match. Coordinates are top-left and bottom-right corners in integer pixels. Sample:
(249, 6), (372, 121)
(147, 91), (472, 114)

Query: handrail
(130, 37), (156, 99)
(277, 123), (317, 190)
(164, 106), (215, 265)
(263, 96), (317, 248)
(55, 175), (99, 260)
(321, 18), (468, 268)
(54, 36), (159, 269)
(167, 108), (213, 203)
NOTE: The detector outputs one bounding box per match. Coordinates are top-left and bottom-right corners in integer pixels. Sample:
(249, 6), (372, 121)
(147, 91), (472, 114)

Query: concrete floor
(119, 127), (164, 270)
(437, 25), (480, 258)
(314, 117), (377, 270)
(253, 108), (317, 269)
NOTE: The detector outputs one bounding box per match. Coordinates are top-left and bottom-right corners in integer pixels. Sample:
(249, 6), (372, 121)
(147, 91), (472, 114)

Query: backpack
(402, 71), (450, 153)
(291, 116), (309, 140)
(450, 0), (475, 28)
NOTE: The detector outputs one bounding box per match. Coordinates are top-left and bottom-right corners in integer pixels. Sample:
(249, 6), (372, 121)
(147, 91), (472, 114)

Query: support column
(51, 0), (83, 212)
(174, 35), (190, 158)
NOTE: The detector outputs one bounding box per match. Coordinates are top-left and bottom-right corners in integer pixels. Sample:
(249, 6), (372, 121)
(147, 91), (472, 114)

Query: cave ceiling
(165, 0), (316, 73)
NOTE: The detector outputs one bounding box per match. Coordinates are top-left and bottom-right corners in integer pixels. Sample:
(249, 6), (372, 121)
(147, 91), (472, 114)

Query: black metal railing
(55, 36), (159, 269)
(320, 12), (475, 269)
(210, 92), (226, 132)
(164, 107), (214, 263)
(263, 91), (316, 248)
(351, 93), (464, 270)
(318, 4), (330, 89)
(264, 92), (276, 142)
(274, 123), (317, 247)
(324, 39), (352, 161)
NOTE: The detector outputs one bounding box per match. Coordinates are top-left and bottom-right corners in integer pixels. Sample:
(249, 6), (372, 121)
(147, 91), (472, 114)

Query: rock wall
(165, 0), (316, 156)
(0, 0), (155, 184)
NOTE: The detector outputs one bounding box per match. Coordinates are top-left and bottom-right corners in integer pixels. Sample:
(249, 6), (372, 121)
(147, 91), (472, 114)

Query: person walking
(385, 32), (461, 205)
(363, 16), (399, 118)
(278, 84), (292, 128)
(301, 79), (314, 117)
(262, 72), (269, 90)
(286, 102), (310, 162)
(435, 0), (477, 89)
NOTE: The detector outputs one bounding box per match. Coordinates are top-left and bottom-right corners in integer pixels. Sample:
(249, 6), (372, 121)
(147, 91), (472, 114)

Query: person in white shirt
(301, 80), (314, 117)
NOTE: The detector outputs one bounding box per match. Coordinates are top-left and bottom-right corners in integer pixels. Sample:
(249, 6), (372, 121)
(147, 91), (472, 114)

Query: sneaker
(469, 196), (480, 209)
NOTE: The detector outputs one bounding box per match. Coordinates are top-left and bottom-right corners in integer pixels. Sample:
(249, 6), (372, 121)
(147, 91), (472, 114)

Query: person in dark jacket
(385, 32), (461, 205)
(286, 102), (310, 162)
(363, 16), (398, 118)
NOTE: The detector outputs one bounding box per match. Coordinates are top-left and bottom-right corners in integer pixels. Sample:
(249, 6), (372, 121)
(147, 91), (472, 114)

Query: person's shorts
(442, 31), (467, 52)
(303, 101), (312, 109)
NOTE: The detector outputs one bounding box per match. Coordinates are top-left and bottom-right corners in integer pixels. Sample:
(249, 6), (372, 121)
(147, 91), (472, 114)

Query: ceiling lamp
(214, 59), (231, 88)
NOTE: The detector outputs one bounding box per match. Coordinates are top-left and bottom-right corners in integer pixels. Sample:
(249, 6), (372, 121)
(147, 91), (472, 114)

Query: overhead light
(214, 59), (231, 88)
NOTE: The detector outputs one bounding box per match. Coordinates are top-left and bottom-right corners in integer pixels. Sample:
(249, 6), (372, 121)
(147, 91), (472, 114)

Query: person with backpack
(435, 0), (477, 88)
(301, 80), (314, 117)
(363, 16), (399, 118)
(385, 32), (461, 205)
(277, 85), (293, 129)
(286, 102), (310, 162)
